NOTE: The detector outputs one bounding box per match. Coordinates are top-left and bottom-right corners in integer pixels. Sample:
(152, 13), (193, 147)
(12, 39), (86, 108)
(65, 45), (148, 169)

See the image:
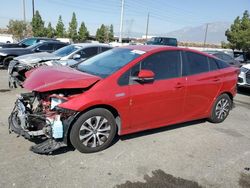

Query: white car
(238, 64), (250, 88)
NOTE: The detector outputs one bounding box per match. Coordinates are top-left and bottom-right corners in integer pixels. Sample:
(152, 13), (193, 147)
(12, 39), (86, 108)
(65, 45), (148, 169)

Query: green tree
(31, 10), (46, 37)
(78, 22), (89, 42)
(108, 24), (114, 42)
(96, 24), (109, 43)
(46, 22), (55, 38)
(56, 15), (65, 38)
(226, 10), (250, 52)
(68, 12), (78, 42)
(7, 20), (28, 40)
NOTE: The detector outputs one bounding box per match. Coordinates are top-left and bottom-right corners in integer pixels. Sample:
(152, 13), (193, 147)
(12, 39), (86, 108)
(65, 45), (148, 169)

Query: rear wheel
(70, 108), (117, 153)
(3, 56), (15, 69)
(208, 94), (232, 123)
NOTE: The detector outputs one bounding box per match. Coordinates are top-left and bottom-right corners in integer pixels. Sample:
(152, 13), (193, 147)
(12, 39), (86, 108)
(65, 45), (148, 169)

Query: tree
(108, 24), (114, 42)
(78, 22), (89, 42)
(46, 22), (55, 38)
(225, 10), (250, 52)
(68, 12), (78, 42)
(96, 24), (110, 43)
(7, 20), (28, 40)
(56, 15), (65, 38)
(31, 10), (46, 37)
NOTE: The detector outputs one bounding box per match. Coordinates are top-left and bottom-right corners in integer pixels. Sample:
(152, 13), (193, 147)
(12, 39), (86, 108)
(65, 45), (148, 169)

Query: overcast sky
(0, 0), (249, 36)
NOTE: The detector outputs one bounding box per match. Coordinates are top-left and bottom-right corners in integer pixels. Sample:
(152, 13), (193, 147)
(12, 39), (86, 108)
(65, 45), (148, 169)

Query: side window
(82, 47), (98, 58)
(215, 59), (230, 69)
(118, 50), (181, 86)
(184, 51), (209, 75)
(208, 57), (218, 71)
(53, 43), (65, 50)
(140, 51), (181, 80)
(101, 47), (112, 52)
(38, 43), (53, 51)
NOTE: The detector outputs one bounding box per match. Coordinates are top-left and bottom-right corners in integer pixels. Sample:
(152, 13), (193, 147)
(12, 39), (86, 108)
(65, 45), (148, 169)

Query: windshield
(77, 48), (143, 78)
(53, 45), (81, 57)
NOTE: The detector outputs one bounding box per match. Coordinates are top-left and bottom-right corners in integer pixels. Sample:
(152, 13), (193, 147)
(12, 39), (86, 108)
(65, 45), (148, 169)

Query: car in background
(238, 64), (250, 88)
(8, 43), (112, 87)
(8, 45), (238, 154)
(0, 41), (67, 68)
(146, 37), (178, 46)
(0, 37), (58, 49)
(204, 51), (241, 68)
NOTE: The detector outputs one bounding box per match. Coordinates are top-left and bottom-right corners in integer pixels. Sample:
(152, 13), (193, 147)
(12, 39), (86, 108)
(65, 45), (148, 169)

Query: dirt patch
(115, 169), (202, 188)
(239, 173), (250, 188)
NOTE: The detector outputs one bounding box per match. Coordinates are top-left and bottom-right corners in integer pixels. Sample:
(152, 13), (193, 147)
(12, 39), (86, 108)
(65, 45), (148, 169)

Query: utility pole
(203, 23), (209, 48)
(32, 0), (35, 18)
(119, 0), (125, 43)
(145, 12), (150, 40)
(22, 0), (26, 22)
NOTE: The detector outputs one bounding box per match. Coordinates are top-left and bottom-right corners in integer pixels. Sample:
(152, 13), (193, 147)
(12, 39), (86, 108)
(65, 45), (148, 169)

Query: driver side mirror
(34, 47), (41, 52)
(132, 69), (155, 83)
(72, 54), (81, 60)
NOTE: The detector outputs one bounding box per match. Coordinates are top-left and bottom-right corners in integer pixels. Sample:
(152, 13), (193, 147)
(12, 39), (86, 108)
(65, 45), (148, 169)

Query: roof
(121, 45), (182, 52)
(72, 43), (111, 48)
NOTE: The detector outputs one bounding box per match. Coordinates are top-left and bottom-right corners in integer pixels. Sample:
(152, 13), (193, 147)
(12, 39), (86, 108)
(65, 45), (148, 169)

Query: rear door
(182, 51), (223, 120)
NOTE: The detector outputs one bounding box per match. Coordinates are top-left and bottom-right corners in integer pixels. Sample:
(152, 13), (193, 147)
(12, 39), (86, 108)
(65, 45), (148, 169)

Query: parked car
(0, 37), (58, 49)
(204, 51), (241, 68)
(8, 43), (112, 88)
(238, 64), (250, 88)
(9, 45), (238, 154)
(146, 37), (178, 46)
(0, 41), (67, 68)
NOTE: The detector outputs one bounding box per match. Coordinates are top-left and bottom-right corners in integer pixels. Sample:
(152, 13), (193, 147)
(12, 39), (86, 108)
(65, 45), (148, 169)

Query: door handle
(212, 77), (220, 82)
(174, 83), (184, 89)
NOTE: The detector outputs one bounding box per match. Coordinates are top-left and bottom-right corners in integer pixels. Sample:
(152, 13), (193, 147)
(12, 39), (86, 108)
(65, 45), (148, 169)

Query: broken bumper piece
(8, 94), (71, 154)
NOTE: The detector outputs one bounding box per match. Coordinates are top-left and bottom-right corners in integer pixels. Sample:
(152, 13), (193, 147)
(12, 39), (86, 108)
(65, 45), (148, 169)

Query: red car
(9, 45), (238, 154)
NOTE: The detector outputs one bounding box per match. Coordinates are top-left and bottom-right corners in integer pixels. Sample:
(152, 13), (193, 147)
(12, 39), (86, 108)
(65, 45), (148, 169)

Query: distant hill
(164, 22), (231, 44)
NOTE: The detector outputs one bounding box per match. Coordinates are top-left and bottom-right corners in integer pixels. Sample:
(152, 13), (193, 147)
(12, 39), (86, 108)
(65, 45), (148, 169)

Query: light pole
(119, 0), (125, 43)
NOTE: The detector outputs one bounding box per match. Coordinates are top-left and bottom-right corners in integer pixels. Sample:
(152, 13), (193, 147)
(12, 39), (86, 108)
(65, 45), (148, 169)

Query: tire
(208, 94), (232, 123)
(3, 56), (15, 69)
(70, 108), (117, 153)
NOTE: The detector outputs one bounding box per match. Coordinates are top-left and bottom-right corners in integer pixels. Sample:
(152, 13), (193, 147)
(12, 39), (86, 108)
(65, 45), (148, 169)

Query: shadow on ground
(115, 169), (202, 188)
(238, 87), (250, 96)
(239, 172), (250, 188)
(120, 119), (206, 141)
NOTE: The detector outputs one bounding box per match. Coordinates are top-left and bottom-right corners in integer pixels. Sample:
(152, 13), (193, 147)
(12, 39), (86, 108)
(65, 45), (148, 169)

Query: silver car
(8, 43), (112, 88)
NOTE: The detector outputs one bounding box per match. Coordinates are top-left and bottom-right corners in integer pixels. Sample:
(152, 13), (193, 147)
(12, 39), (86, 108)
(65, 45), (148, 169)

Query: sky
(0, 0), (249, 37)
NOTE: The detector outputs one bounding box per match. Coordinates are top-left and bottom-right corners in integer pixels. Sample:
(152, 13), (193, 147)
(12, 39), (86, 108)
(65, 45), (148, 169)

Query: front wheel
(70, 108), (117, 153)
(208, 94), (232, 123)
(3, 56), (15, 69)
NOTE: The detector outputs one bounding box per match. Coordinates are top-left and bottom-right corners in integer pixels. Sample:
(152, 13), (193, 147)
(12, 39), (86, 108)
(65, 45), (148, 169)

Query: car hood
(23, 66), (101, 92)
(14, 52), (61, 65)
(242, 63), (250, 69)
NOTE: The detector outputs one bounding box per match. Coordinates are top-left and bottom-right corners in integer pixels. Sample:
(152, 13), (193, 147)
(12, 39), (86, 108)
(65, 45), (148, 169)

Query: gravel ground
(0, 69), (250, 188)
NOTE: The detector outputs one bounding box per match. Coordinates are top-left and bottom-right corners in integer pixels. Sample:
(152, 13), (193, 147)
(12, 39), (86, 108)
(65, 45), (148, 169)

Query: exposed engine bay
(8, 89), (82, 154)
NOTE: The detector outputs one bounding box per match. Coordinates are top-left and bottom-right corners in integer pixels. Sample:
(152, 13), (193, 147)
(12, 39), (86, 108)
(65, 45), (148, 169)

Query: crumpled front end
(8, 91), (80, 154)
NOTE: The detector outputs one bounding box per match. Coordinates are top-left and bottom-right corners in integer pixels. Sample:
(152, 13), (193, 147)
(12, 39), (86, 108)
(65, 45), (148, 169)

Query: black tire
(70, 108), (117, 153)
(208, 94), (232, 123)
(3, 56), (15, 69)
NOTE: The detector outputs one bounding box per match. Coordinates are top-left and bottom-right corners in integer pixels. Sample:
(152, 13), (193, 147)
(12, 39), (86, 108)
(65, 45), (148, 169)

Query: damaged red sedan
(9, 45), (238, 154)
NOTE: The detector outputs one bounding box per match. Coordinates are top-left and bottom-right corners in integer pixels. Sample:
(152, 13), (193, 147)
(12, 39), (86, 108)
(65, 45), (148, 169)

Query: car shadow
(120, 119), (207, 141)
(238, 87), (250, 96)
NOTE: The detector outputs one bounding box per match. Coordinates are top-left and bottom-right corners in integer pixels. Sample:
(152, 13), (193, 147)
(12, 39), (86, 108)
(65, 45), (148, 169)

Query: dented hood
(23, 66), (101, 92)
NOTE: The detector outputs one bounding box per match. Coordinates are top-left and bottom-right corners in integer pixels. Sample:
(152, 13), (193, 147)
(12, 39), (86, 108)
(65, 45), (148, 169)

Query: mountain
(164, 22), (231, 44)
